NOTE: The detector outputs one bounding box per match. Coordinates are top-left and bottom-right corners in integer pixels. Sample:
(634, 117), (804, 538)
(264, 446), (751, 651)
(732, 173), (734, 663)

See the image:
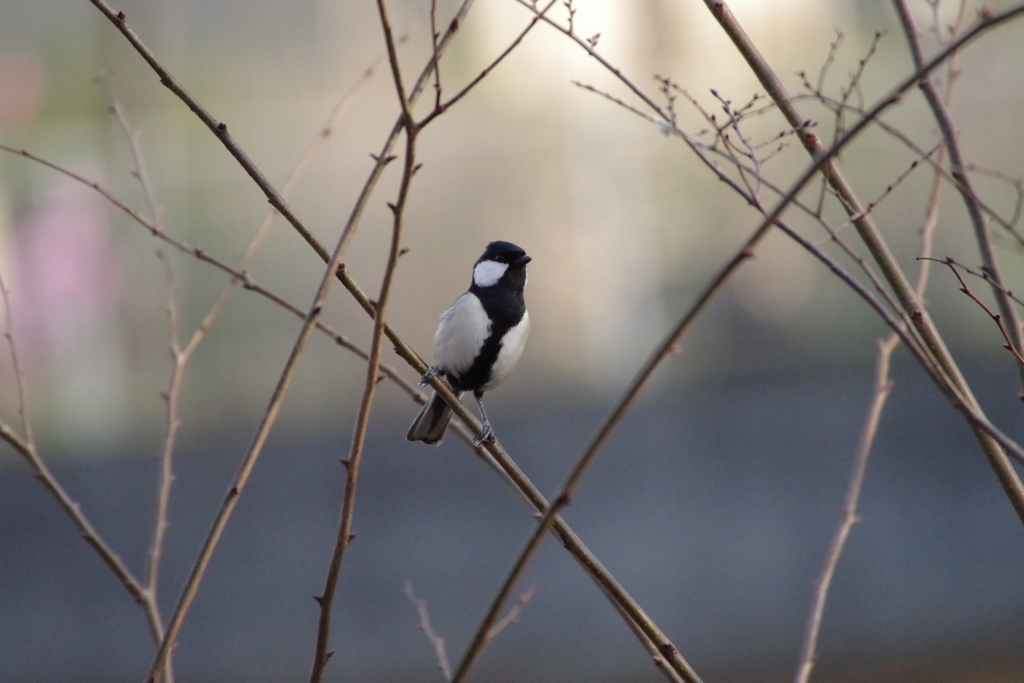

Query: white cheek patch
(473, 260), (508, 288)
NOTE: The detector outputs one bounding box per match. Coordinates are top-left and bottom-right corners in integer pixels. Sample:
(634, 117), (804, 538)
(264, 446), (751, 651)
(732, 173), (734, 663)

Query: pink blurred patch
(0, 48), (47, 129)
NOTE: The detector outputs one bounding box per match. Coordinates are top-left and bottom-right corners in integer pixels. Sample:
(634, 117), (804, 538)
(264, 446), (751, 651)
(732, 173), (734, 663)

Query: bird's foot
(419, 366), (441, 386)
(472, 425), (495, 447)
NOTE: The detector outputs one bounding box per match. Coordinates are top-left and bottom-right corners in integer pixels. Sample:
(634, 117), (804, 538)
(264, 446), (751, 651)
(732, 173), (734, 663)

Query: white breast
(433, 293), (490, 374)
(486, 311), (529, 391)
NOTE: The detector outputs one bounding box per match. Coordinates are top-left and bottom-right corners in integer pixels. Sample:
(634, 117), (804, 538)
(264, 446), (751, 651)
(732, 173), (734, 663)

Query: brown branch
(794, 335), (897, 683)
(0, 144), (420, 411)
(893, 0), (1024, 390)
(149, 249), (182, 613)
(930, 258), (1024, 369)
(335, 265), (697, 683)
(308, 4), (417, 681)
(794, 91), (1021, 246)
(404, 581), (453, 681)
(795, 104), (951, 680)
(699, 0), (1024, 523)
(429, 0), (443, 111)
(0, 270), (33, 448)
(85, 0), (477, 279)
(0, 273), (167, 641)
(100, 88), (175, 682)
(418, 0), (559, 128)
(487, 582), (537, 640)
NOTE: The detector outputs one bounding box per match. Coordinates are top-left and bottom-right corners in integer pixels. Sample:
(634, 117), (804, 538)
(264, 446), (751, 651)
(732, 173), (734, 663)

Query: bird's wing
(433, 292), (490, 375)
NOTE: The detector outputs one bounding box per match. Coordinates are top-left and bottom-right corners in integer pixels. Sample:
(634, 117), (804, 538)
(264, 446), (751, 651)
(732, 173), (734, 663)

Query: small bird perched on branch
(407, 241), (531, 446)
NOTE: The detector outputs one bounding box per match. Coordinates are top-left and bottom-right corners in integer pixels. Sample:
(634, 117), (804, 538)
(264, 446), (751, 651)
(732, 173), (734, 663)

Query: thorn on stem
(116, 11), (126, 21)
(313, 594), (325, 605)
(387, 202), (397, 214)
(348, 533), (358, 543)
(399, 247), (411, 256)
(216, 122), (227, 133)
(340, 458), (351, 470)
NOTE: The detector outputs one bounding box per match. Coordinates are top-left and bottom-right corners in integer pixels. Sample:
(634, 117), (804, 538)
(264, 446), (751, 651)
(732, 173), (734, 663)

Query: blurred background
(1, 0), (1023, 681)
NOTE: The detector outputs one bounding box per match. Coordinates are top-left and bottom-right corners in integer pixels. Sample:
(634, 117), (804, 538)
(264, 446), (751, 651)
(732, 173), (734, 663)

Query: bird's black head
(472, 241), (531, 290)
(477, 241), (530, 267)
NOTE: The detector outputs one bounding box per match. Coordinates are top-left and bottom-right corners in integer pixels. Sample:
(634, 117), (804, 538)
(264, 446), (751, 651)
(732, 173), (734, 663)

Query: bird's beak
(514, 254), (532, 268)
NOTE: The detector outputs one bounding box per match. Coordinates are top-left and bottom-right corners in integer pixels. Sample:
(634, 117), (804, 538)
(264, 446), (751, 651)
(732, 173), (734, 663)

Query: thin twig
(795, 29), (960, 679)
(795, 132), (949, 683)
(797, 92), (1021, 244)
(923, 257), (1024, 311)
(793, 336), (897, 683)
(149, 248), (181, 602)
(336, 265), (697, 683)
(487, 582), (537, 640)
(892, 0), (1024, 390)
(429, 0), (443, 111)
(101, 89), (175, 680)
(0, 273), (167, 642)
(699, 0), (1024, 522)
(86, 0), (477, 276)
(307, 4), (417, 681)
(0, 271), (33, 448)
(418, 0), (559, 128)
(930, 258), (1024, 368)
(404, 581), (453, 681)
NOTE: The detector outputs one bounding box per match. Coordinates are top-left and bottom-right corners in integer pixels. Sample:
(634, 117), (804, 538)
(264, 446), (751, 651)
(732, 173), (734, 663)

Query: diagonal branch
(929, 258), (1024, 369)
(891, 0), (1024, 390)
(0, 264), (170, 656)
(307, 2), (418, 680)
(335, 265), (697, 682)
(699, 0), (1024, 523)
(793, 336), (896, 683)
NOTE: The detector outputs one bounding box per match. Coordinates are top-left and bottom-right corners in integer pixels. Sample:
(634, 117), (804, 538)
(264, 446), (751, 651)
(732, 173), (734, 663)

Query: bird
(407, 240), (531, 446)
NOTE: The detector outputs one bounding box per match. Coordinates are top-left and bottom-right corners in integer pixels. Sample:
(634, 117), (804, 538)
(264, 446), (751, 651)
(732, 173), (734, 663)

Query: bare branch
(699, 0), (1024, 522)
(419, 0), (559, 128)
(794, 336), (897, 683)
(307, 7), (418, 681)
(893, 0), (1024, 390)
(404, 581), (453, 680)
(487, 583), (537, 640)
(928, 258), (1024, 369)
(335, 265), (696, 683)
(0, 270), (165, 638)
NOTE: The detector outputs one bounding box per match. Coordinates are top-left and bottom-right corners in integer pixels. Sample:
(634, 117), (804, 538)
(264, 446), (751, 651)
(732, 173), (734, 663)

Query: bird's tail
(407, 391), (460, 445)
